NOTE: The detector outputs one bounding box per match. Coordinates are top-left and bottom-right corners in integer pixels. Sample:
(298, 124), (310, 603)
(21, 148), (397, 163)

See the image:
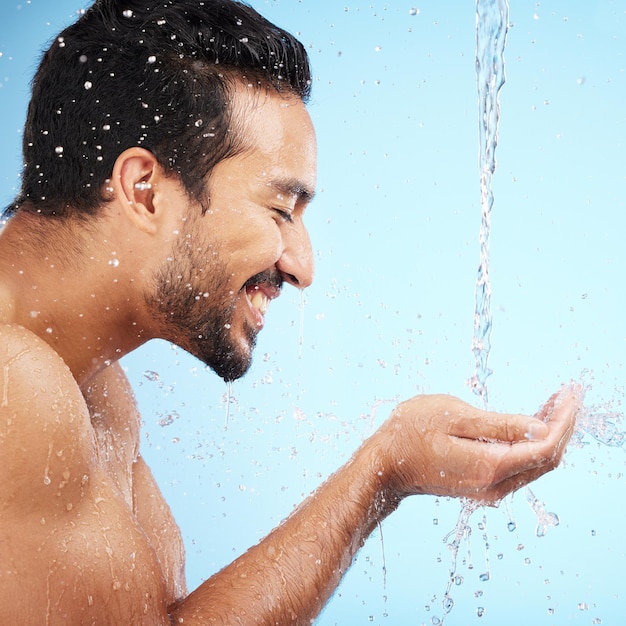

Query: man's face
(149, 87), (317, 381)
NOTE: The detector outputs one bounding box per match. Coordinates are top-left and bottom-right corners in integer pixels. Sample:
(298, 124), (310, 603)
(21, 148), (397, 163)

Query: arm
(171, 387), (580, 625)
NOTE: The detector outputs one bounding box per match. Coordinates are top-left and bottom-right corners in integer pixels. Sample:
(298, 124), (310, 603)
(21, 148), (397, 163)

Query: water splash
(434, 499), (481, 624)
(468, 0), (509, 407)
(524, 487), (559, 538)
(572, 401), (626, 448)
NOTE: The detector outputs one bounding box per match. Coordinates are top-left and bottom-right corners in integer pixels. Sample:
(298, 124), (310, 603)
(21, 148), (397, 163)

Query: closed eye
(272, 207), (294, 223)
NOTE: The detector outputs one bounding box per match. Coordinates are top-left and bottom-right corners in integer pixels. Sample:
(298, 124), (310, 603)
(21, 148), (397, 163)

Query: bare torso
(0, 322), (186, 624)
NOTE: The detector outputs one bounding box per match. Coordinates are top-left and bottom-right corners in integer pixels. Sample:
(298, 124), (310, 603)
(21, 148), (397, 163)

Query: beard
(146, 239), (259, 382)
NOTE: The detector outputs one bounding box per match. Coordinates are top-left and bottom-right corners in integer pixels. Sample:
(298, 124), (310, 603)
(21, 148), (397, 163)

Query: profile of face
(148, 86), (317, 381)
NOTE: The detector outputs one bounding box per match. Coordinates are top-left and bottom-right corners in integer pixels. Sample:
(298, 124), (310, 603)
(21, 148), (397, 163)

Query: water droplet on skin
(45, 327), (53, 334)
(108, 258), (120, 267)
(84, 81), (92, 90)
(122, 9), (133, 18)
(147, 55), (157, 64)
(55, 146), (64, 155)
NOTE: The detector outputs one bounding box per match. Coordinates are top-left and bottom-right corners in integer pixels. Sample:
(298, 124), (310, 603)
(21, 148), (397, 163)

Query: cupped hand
(376, 384), (582, 504)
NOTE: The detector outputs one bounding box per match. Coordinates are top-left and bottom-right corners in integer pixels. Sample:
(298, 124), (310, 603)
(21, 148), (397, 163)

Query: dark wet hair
(7, 0), (311, 217)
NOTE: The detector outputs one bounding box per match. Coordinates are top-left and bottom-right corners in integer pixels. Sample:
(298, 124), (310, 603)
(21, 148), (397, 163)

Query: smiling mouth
(243, 271), (283, 327)
(247, 285), (269, 316)
(245, 282), (281, 328)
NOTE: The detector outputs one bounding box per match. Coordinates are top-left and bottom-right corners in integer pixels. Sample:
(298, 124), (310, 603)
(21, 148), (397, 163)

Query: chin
(198, 333), (257, 383)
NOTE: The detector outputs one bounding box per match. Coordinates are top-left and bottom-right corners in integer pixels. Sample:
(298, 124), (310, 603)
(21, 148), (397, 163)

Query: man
(0, 1), (579, 623)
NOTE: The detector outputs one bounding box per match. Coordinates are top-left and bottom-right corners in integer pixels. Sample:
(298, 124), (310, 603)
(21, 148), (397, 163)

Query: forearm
(169, 437), (399, 625)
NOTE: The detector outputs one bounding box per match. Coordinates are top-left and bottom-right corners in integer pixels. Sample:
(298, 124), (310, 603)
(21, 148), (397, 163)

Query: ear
(110, 147), (162, 235)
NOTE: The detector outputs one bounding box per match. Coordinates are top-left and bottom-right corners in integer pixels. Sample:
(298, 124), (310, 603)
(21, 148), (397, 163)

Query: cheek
(227, 224), (284, 268)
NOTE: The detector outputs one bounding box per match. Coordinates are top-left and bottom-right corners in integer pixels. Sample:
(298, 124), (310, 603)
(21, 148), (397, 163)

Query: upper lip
(246, 282), (281, 301)
(244, 272), (283, 320)
(244, 271), (283, 301)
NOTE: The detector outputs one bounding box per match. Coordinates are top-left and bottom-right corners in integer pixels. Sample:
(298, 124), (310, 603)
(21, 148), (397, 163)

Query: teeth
(250, 290), (268, 315)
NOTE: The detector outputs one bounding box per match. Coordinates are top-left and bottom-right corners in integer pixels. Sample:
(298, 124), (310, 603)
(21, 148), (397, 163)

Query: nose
(276, 221), (314, 289)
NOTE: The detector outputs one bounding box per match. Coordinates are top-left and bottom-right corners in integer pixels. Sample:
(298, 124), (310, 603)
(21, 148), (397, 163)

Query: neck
(0, 210), (155, 387)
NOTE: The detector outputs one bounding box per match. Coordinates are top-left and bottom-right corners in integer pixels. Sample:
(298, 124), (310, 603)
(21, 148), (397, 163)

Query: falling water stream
(432, 3), (510, 621)
(432, 1), (624, 623)
(467, 0), (507, 408)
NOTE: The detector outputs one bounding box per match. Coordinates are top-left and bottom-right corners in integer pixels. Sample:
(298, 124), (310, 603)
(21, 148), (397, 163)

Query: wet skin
(0, 83), (580, 624)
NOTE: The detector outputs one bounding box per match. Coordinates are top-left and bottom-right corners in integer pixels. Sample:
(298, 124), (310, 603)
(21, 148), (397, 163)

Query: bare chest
(90, 416), (187, 603)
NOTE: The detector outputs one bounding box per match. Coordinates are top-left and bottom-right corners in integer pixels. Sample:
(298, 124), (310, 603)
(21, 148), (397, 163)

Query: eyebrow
(269, 177), (316, 204)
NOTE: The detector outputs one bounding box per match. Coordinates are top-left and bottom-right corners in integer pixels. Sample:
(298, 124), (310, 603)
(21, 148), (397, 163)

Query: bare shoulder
(0, 325), (172, 624)
(0, 323), (94, 508)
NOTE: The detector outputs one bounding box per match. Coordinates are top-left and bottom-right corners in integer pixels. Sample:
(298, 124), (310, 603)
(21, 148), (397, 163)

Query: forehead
(229, 85), (317, 195)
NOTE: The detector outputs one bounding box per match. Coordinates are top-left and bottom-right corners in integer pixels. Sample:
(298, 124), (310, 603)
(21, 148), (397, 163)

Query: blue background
(1, 1), (624, 624)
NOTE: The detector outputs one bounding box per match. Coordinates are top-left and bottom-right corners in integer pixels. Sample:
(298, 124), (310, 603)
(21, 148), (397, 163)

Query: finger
(452, 383), (583, 445)
(535, 382), (584, 426)
(480, 452), (573, 503)
(486, 400), (579, 488)
(450, 386), (583, 501)
(451, 408), (549, 444)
